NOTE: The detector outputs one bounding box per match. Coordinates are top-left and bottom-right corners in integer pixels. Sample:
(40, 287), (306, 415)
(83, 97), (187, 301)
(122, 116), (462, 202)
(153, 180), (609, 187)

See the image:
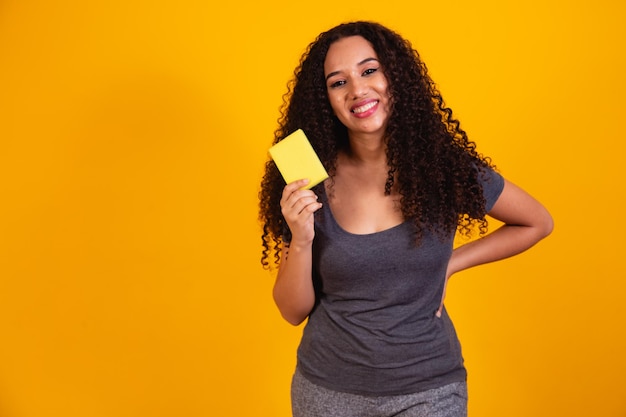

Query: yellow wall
(0, 1), (624, 416)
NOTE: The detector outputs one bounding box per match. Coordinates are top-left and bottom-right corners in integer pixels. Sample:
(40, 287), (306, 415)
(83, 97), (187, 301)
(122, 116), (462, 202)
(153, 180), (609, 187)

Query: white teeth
(352, 101), (377, 114)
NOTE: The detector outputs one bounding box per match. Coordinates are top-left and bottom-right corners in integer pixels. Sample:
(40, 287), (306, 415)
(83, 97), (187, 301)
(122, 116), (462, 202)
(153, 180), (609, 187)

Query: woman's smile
(351, 99), (379, 116)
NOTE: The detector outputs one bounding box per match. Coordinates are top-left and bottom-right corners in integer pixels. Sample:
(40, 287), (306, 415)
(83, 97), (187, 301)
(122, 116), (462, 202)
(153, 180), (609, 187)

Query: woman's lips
(351, 100), (379, 118)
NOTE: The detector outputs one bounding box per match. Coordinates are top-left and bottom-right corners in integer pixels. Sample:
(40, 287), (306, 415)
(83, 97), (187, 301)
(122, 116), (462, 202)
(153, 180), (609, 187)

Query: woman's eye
(329, 80), (346, 89)
(363, 68), (378, 76)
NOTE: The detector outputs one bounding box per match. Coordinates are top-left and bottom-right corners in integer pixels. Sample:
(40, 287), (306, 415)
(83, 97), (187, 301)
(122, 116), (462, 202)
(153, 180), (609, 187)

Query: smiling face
(324, 35), (391, 141)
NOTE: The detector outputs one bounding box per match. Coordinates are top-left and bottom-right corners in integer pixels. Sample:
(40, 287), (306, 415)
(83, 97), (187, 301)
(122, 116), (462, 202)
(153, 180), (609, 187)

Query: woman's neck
(345, 132), (387, 166)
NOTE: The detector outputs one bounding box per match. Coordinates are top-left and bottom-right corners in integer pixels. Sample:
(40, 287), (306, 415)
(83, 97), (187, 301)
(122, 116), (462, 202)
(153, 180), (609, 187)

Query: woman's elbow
(280, 311), (309, 326)
(272, 291), (312, 326)
(533, 206), (554, 241)
(275, 302), (310, 326)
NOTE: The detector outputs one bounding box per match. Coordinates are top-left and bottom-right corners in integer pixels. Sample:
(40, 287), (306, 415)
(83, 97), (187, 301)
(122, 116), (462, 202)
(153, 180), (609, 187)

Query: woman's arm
(437, 179), (554, 316)
(272, 179), (323, 326)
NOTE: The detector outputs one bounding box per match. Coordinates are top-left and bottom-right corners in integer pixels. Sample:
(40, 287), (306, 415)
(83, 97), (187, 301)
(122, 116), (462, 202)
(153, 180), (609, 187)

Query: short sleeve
(478, 166), (505, 212)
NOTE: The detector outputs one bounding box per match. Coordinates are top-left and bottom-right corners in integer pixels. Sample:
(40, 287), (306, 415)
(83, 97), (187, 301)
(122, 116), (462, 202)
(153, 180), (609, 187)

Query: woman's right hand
(280, 179), (323, 244)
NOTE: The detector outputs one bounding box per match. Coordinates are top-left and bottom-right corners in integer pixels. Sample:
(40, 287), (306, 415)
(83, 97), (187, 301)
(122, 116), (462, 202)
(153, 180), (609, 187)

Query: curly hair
(259, 21), (495, 268)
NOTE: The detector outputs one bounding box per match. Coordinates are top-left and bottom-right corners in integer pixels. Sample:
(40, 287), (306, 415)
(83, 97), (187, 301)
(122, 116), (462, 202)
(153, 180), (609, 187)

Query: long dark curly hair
(259, 21), (495, 268)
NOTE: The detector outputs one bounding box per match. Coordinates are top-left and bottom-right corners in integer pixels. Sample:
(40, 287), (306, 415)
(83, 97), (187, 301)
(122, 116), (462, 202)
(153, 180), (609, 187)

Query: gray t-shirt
(296, 167), (505, 396)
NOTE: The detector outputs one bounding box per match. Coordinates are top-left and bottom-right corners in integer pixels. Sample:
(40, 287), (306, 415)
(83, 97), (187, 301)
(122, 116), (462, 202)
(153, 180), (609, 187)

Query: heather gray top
(296, 167), (505, 396)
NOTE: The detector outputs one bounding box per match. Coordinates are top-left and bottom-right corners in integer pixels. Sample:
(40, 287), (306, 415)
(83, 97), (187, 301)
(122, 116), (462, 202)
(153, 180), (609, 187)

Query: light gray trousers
(291, 368), (467, 417)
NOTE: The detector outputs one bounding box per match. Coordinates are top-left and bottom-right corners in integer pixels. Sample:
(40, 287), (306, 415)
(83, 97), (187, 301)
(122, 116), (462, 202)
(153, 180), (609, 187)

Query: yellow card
(268, 129), (329, 189)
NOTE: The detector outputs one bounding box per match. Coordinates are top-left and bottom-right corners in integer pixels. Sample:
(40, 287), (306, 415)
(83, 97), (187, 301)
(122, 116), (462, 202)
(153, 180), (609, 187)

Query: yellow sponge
(268, 129), (329, 189)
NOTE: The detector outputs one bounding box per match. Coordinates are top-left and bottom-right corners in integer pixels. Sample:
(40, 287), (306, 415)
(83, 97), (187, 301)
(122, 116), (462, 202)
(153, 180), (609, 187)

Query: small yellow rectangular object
(268, 129), (329, 189)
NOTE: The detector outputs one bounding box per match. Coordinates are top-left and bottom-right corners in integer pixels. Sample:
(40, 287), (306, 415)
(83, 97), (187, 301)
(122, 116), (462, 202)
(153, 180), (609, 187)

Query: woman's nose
(349, 78), (367, 98)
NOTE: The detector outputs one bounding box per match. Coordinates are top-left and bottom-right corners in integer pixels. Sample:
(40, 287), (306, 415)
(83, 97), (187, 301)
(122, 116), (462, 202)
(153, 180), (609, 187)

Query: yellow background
(1, 1), (624, 416)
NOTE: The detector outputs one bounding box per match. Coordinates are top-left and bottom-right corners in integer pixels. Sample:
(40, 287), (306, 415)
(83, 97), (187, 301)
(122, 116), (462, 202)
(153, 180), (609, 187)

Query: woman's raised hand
(280, 179), (323, 245)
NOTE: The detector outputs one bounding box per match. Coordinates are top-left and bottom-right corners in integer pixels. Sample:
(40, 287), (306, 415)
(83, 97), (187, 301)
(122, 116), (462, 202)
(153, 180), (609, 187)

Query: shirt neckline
(319, 184), (408, 237)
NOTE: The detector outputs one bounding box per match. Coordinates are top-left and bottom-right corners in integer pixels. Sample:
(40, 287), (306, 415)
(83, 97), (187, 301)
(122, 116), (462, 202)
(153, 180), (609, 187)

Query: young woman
(259, 21), (553, 417)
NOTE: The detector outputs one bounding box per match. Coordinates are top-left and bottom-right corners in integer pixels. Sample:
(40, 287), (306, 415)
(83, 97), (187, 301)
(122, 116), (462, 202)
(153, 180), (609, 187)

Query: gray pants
(291, 368), (467, 417)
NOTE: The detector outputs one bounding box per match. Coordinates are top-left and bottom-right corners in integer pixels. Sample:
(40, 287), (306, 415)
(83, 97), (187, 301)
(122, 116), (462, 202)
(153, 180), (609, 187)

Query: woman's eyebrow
(358, 57), (379, 66)
(325, 57), (380, 81)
